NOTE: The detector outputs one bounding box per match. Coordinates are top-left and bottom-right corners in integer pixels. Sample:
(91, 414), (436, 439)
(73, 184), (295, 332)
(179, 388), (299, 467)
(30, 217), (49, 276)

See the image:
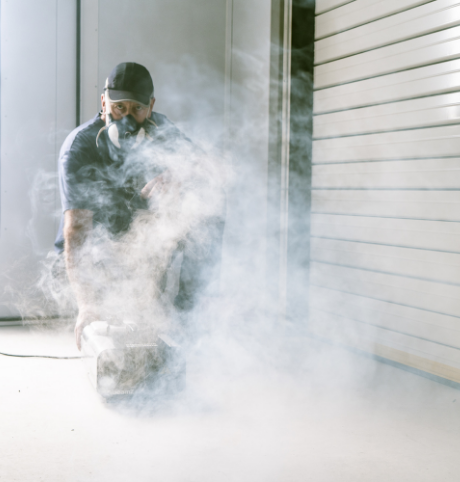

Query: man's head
(101, 62), (155, 124)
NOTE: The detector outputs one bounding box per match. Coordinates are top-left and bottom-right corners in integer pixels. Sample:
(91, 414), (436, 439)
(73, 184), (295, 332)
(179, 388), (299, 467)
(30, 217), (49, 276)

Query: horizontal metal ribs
(311, 0), (460, 374)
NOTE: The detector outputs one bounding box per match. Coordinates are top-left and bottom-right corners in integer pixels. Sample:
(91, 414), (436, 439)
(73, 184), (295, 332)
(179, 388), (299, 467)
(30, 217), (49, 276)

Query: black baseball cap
(105, 62), (154, 106)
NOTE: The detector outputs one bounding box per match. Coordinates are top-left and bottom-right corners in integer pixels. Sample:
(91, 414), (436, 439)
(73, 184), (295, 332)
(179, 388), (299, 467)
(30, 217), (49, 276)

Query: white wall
(81, 0), (227, 146)
(221, 0), (273, 303)
(0, 0), (276, 319)
(0, 0), (76, 318)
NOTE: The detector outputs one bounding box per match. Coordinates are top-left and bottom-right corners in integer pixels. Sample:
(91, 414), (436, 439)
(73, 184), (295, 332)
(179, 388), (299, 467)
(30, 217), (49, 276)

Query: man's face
(101, 94), (155, 124)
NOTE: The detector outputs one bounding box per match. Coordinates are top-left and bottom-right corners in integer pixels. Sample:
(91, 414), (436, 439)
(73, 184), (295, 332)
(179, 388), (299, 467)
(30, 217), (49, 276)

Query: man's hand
(63, 209), (98, 350)
(141, 171), (176, 200)
(74, 308), (99, 351)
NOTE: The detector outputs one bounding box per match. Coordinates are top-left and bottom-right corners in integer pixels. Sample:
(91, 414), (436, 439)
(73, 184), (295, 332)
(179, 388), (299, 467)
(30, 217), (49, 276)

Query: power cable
(0, 351), (82, 359)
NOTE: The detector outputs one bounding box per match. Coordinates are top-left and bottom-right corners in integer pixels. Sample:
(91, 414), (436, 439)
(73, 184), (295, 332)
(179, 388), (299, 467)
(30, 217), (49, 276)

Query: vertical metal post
(224, 0), (234, 159)
(76, 0), (81, 127)
(279, 0), (292, 322)
(0, 0), (2, 232)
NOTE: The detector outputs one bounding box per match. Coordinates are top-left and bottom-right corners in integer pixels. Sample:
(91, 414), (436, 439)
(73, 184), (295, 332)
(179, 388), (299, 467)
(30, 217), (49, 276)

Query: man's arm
(63, 209), (98, 350)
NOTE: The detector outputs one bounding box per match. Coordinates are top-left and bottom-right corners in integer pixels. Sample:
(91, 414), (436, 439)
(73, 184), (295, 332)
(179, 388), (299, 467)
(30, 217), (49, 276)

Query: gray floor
(1, 324), (460, 482)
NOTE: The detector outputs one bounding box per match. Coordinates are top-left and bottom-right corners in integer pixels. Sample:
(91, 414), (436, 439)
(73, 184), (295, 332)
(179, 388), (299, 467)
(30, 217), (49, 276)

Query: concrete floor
(1, 324), (460, 482)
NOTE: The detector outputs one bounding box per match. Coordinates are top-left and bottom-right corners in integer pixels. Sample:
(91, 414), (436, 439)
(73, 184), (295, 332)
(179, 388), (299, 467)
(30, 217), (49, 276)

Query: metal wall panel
(313, 126), (460, 163)
(314, 93), (460, 137)
(315, 26), (460, 88)
(311, 286), (460, 348)
(316, 0), (355, 16)
(312, 0), (460, 381)
(0, 0), (76, 318)
(311, 214), (460, 252)
(311, 238), (460, 284)
(316, 0), (460, 64)
(314, 59), (460, 113)
(312, 159), (460, 188)
(80, 0), (99, 123)
(309, 309), (460, 375)
(315, 0), (432, 40)
(311, 262), (460, 318)
(312, 190), (460, 220)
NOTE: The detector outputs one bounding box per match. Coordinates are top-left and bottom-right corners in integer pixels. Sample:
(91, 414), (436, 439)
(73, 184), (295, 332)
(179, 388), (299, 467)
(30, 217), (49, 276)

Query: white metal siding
(0, 0), (76, 318)
(312, 0), (460, 382)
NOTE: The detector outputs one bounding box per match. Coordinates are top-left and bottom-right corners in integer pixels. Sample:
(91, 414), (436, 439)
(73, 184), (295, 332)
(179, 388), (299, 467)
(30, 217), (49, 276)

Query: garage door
(310, 0), (460, 383)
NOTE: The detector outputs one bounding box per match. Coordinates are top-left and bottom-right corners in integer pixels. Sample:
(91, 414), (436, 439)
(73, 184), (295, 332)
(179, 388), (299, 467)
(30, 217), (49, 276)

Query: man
(54, 62), (225, 349)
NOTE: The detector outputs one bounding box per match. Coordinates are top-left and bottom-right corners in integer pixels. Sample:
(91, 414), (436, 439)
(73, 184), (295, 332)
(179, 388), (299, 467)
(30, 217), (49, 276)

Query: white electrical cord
(0, 351), (82, 359)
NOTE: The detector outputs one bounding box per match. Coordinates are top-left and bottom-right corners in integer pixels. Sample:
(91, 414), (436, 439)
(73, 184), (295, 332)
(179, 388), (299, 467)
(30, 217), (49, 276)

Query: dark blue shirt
(54, 111), (225, 311)
(54, 111), (187, 252)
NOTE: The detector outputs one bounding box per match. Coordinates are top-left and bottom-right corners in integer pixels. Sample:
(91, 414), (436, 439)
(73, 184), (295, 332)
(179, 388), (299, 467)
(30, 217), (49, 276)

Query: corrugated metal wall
(310, 0), (460, 382)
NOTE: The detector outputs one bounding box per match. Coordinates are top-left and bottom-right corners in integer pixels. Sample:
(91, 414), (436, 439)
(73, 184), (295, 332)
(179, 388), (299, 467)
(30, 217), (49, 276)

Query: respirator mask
(97, 113), (152, 163)
(107, 113), (146, 150)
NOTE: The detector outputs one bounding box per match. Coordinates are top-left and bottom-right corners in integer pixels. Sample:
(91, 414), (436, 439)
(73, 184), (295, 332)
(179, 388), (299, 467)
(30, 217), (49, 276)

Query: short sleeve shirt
(54, 111), (187, 252)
